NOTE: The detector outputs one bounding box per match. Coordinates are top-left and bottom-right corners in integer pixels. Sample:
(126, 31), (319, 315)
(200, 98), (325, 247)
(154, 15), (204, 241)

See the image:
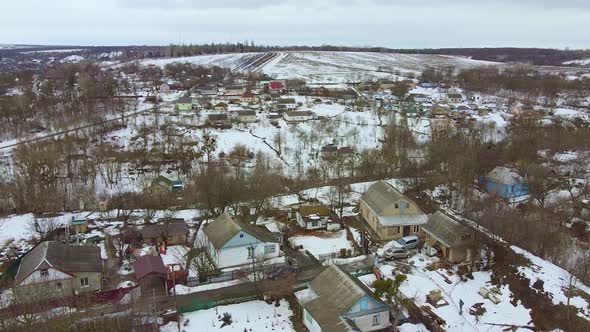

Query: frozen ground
(373, 254), (533, 332)
(288, 229), (353, 258)
(159, 299), (294, 332)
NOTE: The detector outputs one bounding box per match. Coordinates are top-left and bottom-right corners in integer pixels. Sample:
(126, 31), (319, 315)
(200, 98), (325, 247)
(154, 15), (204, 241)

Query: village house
(284, 110), (315, 123)
(422, 211), (476, 264)
(446, 93), (463, 103)
(141, 221), (190, 246)
(175, 96), (193, 111)
(480, 166), (529, 199)
(277, 98), (298, 111)
(152, 175), (184, 193)
(359, 181), (427, 241)
(213, 102), (228, 111)
(13, 241), (103, 302)
(409, 93), (431, 103)
(296, 205), (340, 231)
(198, 86), (218, 96)
(207, 113), (230, 127)
(159, 83), (170, 94)
(200, 213), (281, 269)
(236, 110), (257, 123)
(321, 144), (339, 159)
(295, 265), (392, 332)
(268, 81), (285, 93)
(223, 85), (245, 96)
(240, 91), (258, 104)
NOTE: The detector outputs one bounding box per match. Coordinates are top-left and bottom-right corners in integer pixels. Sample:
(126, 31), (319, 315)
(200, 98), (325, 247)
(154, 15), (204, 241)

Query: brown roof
(361, 181), (404, 215)
(15, 241), (103, 285)
(141, 221), (189, 239)
(133, 255), (167, 281)
(422, 211), (473, 248)
(298, 205), (332, 218)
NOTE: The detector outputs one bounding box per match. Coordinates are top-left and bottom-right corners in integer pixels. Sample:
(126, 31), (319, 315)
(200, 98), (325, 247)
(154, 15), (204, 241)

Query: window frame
(372, 314), (381, 326)
(80, 277), (89, 287)
(264, 244), (276, 255)
(40, 269), (49, 278)
(247, 246), (254, 259)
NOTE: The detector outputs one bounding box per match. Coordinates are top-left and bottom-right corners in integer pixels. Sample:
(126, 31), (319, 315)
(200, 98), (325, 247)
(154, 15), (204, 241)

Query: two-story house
(359, 181), (427, 241)
(295, 265), (392, 332)
(200, 213), (280, 269)
(13, 241), (103, 302)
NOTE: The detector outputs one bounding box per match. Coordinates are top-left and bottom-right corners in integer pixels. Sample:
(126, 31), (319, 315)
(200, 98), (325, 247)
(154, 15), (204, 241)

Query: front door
(403, 226), (410, 236)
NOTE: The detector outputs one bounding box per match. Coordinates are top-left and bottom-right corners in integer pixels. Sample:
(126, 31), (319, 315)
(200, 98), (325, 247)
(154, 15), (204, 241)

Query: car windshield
(397, 239), (407, 245)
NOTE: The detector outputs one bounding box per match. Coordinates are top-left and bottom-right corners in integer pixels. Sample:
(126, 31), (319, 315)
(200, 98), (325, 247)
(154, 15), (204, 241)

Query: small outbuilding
(422, 211), (475, 264)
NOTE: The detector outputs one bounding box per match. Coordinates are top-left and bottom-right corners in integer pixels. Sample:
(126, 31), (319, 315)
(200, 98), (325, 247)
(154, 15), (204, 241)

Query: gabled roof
(208, 113), (229, 121)
(15, 241), (102, 285)
(361, 181), (404, 215)
(422, 211), (472, 248)
(304, 265), (385, 332)
(237, 110), (256, 116)
(203, 213), (278, 250)
(133, 255), (167, 281)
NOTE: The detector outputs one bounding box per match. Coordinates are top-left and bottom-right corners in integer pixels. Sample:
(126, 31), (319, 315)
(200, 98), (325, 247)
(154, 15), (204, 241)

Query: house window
(311, 221), (319, 227)
(56, 282), (62, 290)
(372, 314), (381, 326)
(80, 277), (89, 287)
(247, 246), (254, 259)
(40, 269), (49, 278)
(413, 226), (420, 233)
(394, 203), (399, 209)
(264, 245), (276, 255)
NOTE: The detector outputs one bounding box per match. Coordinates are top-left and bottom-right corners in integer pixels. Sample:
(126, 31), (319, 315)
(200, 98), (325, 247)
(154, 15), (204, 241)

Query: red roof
(241, 92), (255, 98)
(133, 255), (167, 281)
(269, 82), (284, 90)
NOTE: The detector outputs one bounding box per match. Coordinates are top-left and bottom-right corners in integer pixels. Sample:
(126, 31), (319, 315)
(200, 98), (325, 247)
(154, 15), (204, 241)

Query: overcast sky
(1, 0), (589, 49)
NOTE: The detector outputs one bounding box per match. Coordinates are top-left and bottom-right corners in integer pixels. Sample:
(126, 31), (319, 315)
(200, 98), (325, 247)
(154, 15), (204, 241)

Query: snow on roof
(485, 166), (524, 185)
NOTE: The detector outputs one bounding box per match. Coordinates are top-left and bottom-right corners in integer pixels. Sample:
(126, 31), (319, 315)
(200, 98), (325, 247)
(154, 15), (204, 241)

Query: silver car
(383, 247), (412, 260)
(393, 235), (420, 250)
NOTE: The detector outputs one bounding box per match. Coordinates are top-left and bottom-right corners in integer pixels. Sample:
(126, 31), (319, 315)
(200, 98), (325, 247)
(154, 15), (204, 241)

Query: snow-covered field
(159, 299), (295, 332)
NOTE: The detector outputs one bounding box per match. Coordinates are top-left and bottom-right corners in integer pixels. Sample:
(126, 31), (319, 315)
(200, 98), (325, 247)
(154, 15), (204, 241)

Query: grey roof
(378, 214), (427, 227)
(237, 110), (256, 116)
(15, 241), (102, 285)
(422, 211), (472, 248)
(141, 221), (189, 239)
(203, 213), (278, 250)
(176, 96), (192, 104)
(304, 265), (385, 332)
(361, 181), (405, 215)
(208, 113), (229, 121)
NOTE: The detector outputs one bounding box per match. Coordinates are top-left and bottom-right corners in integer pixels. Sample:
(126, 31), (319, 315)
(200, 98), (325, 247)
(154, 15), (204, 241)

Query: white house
(295, 265), (392, 332)
(200, 213), (281, 269)
(296, 205), (340, 231)
(284, 110), (315, 123)
(278, 98), (298, 111)
(236, 110), (257, 123)
(13, 241), (104, 302)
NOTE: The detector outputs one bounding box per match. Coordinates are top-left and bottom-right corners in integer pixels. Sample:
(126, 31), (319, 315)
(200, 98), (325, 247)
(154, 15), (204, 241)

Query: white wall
(352, 310), (391, 331)
(19, 267), (71, 286)
(216, 242), (279, 269)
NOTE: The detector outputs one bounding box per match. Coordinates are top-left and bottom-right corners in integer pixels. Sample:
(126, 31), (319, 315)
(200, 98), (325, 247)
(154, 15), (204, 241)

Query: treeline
(421, 66), (590, 104)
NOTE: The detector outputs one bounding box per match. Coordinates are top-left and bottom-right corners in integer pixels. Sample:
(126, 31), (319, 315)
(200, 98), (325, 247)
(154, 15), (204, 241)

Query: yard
(159, 299), (295, 332)
(288, 229), (354, 259)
